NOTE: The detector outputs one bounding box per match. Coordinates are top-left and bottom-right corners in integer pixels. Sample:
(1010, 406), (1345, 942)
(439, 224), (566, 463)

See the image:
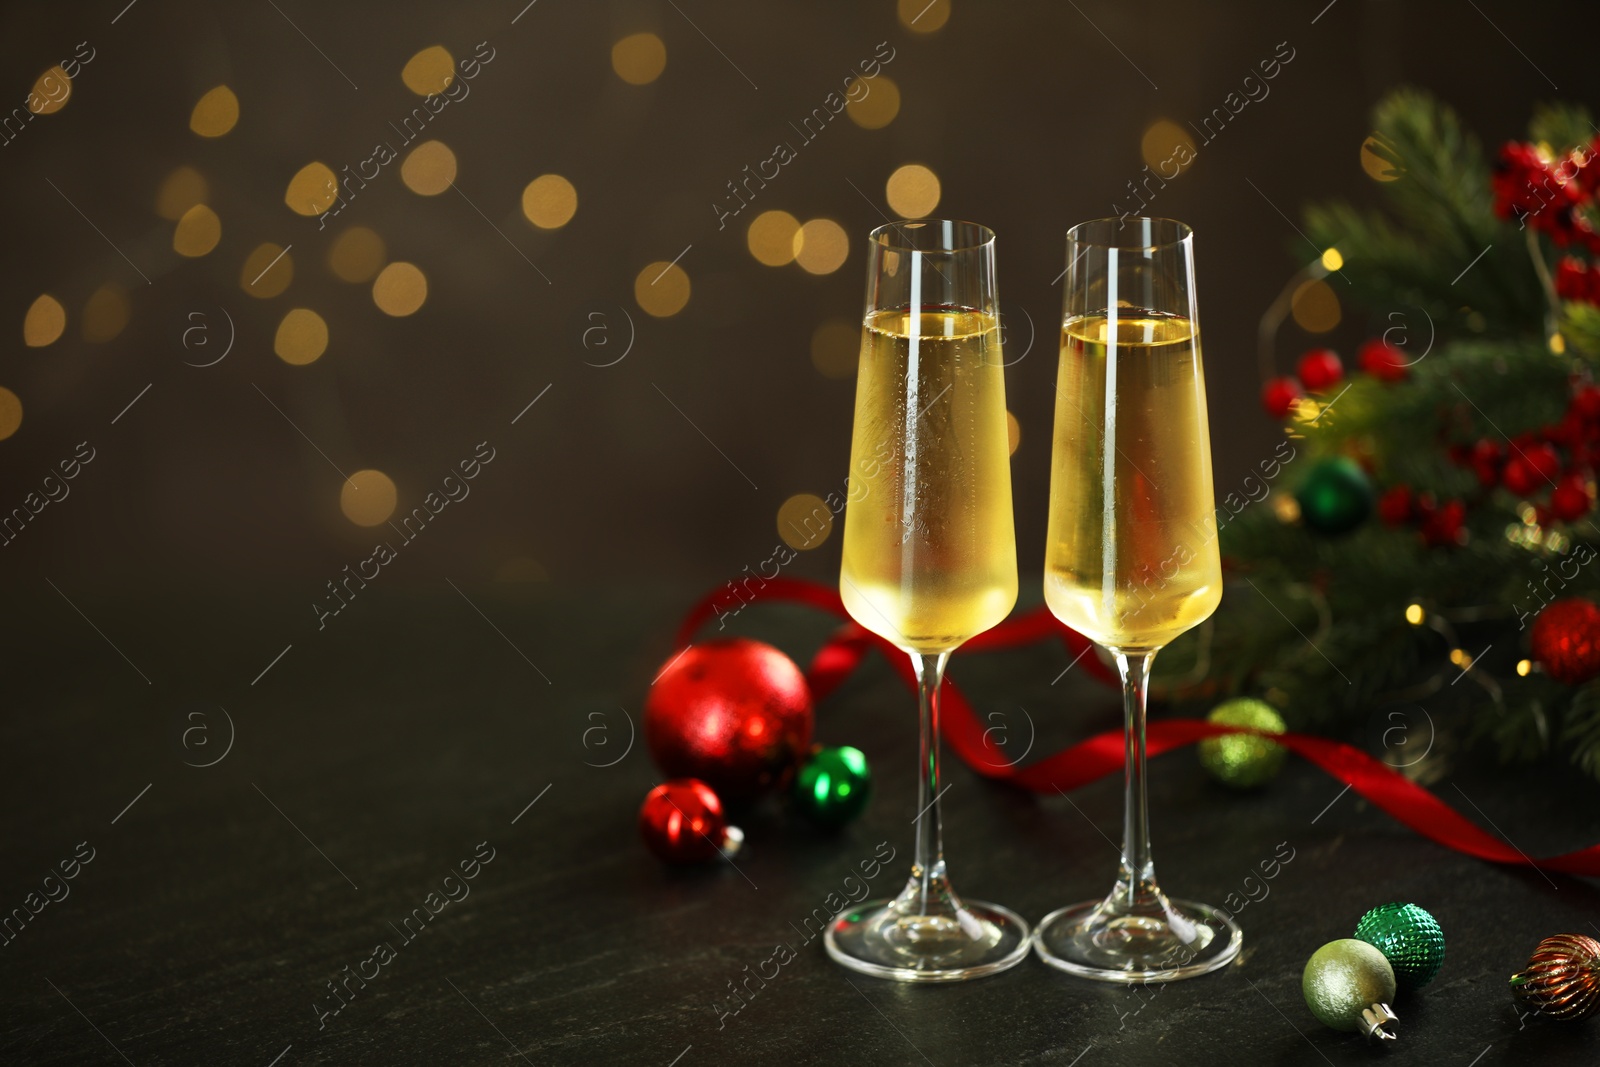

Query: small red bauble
(639, 779), (740, 863)
(645, 638), (814, 802)
(1297, 349), (1344, 392)
(1358, 339), (1409, 382)
(1551, 475), (1593, 522)
(1377, 485), (1413, 526)
(1262, 376), (1303, 420)
(1531, 598), (1600, 685)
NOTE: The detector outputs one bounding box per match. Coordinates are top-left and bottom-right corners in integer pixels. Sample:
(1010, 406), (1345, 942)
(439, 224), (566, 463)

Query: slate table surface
(2, 582), (1598, 1067)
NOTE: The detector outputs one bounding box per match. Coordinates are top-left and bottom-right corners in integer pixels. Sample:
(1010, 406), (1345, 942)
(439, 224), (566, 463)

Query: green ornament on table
(1295, 456), (1374, 535)
(1354, 902), (1445, 993)
(1198, 698), (1287, 789)
(1302, 939), (1400, 1041)
(792, 745), (872, 827)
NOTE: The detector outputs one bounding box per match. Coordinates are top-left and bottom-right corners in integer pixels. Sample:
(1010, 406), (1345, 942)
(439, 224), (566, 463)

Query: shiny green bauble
(1355, 902), (1445, 992)
(1296, 456), (1374, 535)
(792, 745), (872, 827)
(1303, 939), (1397, 1031)
(1198, 698), (1288, 789)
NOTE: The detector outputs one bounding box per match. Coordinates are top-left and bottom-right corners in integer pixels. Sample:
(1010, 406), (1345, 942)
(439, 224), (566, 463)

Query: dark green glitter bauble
(793, 745), (872, 827)
(1198, 698), (1288, 789)
(1354, 902), (1445, 992)
(1295, 456), (1374, 535)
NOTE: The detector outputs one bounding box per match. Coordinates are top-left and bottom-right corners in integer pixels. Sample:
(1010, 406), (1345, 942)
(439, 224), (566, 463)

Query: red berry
(1358, 339), (1409, 382)
(1557, 256), (1590, 301)
(1527, 443), (1562, 481)
(1468, 439), (1502, 488)
(1504, 444), (1561, 496)
(1261, 376), (1302, 420)
(1420, 499), (1466, 547)
(1297, 348), (1344, 392)
(1377, 485), (1413, 526)
(1551, 474), (1593, 521)
(1573, 385), (1600, 421)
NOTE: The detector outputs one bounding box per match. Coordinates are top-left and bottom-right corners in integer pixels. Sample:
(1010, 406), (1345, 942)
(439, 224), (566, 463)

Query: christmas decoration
(1294, 456), (1374, 535)
(1302, 939), (1399, 1040)
(1357, 338), (1409, 382)
(645, 638), (814, 802)
(1297, 348), (1344, 392)
(1551, 474), (1592, 521)
(1530, 598), (1600, 685)
(638, 779), (743, 864)
(1354, 903), (1445, 992)
(792, 744), (873, 827)
(1510, 934), (1600, 1021)
(1197, 698), (1287, 788)
(1262, 376), (1302, 419)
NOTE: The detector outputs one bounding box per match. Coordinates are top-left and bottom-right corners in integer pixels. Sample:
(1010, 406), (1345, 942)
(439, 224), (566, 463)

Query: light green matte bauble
(1303, 939), (1399, 1039)
(1354, 902), (1445, 993)
(1198, 698), (1288, 789)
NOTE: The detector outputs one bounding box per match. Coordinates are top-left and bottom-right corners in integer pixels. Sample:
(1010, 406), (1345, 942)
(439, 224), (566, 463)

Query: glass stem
(910, 651), (953, 914)
(1114, 649), (1160, 911)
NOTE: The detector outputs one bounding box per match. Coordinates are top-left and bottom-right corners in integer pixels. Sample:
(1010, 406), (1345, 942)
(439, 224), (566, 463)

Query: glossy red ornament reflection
(645, 638), (814, 802)
(1531, 598), (1600, 685)
(638, 779), (741, 863)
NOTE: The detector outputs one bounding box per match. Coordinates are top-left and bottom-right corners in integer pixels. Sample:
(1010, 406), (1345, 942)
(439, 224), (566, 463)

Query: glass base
(1033, 895), (1241, 983)
(825, 895), (1031, 982)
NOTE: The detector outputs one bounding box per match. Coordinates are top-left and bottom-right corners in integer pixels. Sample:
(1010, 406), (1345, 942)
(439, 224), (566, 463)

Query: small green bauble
(1295, 456), (1374, 536)
(1355, 902), (1445, 993)
(793, 745), (872, 827)
(1198, 698), (1288, 789)
(1303, 939), (1397, 1033)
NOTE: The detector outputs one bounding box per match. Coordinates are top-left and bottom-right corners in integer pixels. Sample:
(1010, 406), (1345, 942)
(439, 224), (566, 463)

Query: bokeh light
(1320, 248), (1344, 272)
(495, 556), (550, 583)
(635, 261), (690, 317)
(156, 166), (208, 220)
(810, 318), (859, 379)
(1291, 278), (1340, 333)
(400, 140), (457, 195)
(341, 469), (398, 526)
(0, 387), (21, 440)
(274, 309), (329, 365)
(885, 164), (941, 218)
(1006, 411), (1021, 456)
(82, 284), (130, 343)
(898, 0), (952, 31)
(845, 76), (899, 129)
(328, 227), (387, 282)
(402, 46), (455, 96)
(521, 174), (578, 229)
(241, 243), (294, 298)
(29, 67), (70, 114)
(372, 262), (428, 316)
(189, 85), (239, 137)
(285, 162), (339, 216)
(1140, 119), (1197, 174)
(612, 33), (667, 85)
(173, 203), (222, 257)
(746, 210), (801, 266)
(23, 295), (65, 347)
(1361, 133), (1403, 181)
(777, 493), (834, 550)
(794, 219), (850, 275)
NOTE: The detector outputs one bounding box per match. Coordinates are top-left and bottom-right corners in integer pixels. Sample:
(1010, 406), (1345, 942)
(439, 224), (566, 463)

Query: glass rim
(1066, 216), (1192, 252)
(869, 219), (996, 255)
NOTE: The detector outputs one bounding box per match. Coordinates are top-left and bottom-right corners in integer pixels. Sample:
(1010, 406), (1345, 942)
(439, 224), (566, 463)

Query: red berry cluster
(1377, 485), (1468, 547)
(1445, 385), (1600, 523)
(1556, 256), (1600, 304)
(1491, 140), (1600, 250)
(1261, 342), (1409, 419)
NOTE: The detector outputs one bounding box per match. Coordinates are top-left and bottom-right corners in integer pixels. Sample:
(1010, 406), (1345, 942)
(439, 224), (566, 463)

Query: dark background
(2, 1), (1599, 1065)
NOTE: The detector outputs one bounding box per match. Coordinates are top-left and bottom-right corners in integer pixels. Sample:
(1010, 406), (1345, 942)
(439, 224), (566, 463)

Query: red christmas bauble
(1297, 348), (1344, 392)
(1358, 339), (1409, 382)
(1531, 598), (1600, 685)
(1262, 377), (1302, 420)
(645, 638), (814, 802)
(638, 779), (739, 863)
(1551, 474), (1593, 522)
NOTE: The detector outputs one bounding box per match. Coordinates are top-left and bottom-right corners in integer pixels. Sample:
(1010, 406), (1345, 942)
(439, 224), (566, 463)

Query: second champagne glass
(1034, 216), (1241, 982)
(827, 219), (1029, 982)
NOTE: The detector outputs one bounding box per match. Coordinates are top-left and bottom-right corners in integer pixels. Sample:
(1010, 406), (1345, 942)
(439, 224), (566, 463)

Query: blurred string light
(241, 243), (294, 298)
(340, 469), (397, 526)
(521, 174), (577, 229)
(794, 219), (849, 274)
(285, 162), (338, 216)
(1405, 603), (1425, 625)
(82, 284), (129, 343)
(372, 262), (427, 316)
(328, 227), (386, 282)
(1006, 411), (1021, 456)
(898, 0), (951, 33)
(810, 318), (858, 379)
(156, 166), (208, 220)
(777, 493), (833, 550)
(845, 76), (899, 129)
(885, 164), (940, 218)
(274, 309), (328, 365)
(400, 140), (457, 196)
(29, 67), (70, 114)
(1290, 277), (1340, 333)
(1139, 119), (1197, 174)
(0, 387), (21, 440)
(1258, 246), (1345, 383)
(23, 295), (65, 347)
(173, 203), (221, 257)
(635, 261), (690, 317)
(402, 46), (455, 95)
(189, 85), (238, 137)
(612, 32), (667, 85)
(1320, 247), (1344, 272)
(747, 210), (800, 266)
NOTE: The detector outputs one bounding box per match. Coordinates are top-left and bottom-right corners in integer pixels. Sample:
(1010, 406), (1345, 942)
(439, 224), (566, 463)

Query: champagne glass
(826, 220), (1029, 982)
(1034, 217), (1241, 981)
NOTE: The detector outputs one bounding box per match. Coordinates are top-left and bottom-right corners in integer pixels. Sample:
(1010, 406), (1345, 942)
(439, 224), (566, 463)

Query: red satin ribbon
(677, 578), (1600, 877)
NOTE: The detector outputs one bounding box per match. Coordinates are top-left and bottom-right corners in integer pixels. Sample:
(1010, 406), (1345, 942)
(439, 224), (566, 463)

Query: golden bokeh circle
(189, 85), (239, 137)
(241, 243), (294, 298)
(156, 166), (208, 221)
(274, 308), (329, 365)
(810, 318), (859, 379)
(1006, 410), (1021, 456)
(747, 210), (801, 266)
(400, 140), (457, 196)
(82, 284), (130, 343)
(372, 262), (428, 316)
(845, 75), (900, 129)
(634, 261), (690, 317)
(173, 203), (222, 257)
(1360, 133), (1403, 182)
(328, 227), (387, 282)
(1140, 119), (1197, 174)
(285, 162), (339, 217)
(23, 295), (66, 348)
(341, 469), (398, 527)
(778, 493), (834, 551)
(0, 387), (22, 440)
(402, 46), (455, 96)
(885, 164), (941, 218)
(29, 67), (71, 114)
(794, 219), (850, 275)
(612, 32), (667, 85)
(521, 174), (578, 229)
(898, 0), (952, 31)
(1290, 278), (1340, 334)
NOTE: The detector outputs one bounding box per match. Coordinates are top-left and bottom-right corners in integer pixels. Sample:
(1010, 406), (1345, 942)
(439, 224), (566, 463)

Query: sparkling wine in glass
(827, 219), (1029, 982)
(1034, 216), (1241, 982)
